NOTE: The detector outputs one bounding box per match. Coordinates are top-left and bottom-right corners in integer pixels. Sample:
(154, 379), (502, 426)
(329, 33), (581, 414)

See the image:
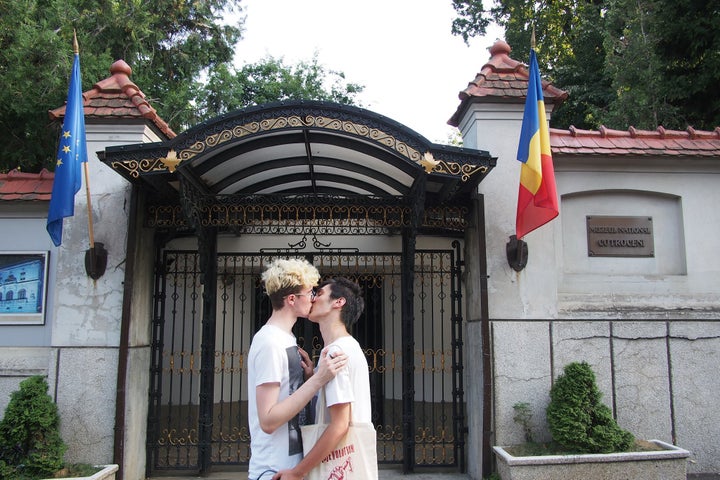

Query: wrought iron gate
(147, 243), (466, 474)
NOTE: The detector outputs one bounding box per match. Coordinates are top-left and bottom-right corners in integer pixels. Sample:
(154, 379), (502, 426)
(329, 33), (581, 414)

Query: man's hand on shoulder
(315, 347), (347, 384)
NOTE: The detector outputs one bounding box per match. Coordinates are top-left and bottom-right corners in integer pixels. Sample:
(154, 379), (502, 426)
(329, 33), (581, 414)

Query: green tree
(546, 362), (634, 453)
(0, 0), (241, 172)
(491, 0), (615, 129)
(451, 0), (720, 130)
(602, 0), (679, 129)
(450, 0), (492, 44)
(650, 0), (720, 130)
(0, 376), (66, 478)
(0, 0), (363, 173)
(452, 0), (616, 129)
(0, 0), (82, 174)
(198, 54), (364, 121)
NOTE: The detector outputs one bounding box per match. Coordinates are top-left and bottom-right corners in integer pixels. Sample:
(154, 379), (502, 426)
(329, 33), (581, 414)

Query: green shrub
(0, 375), (66, 479)
(546, 361), (634, 453)
(512, 401), (534, 443)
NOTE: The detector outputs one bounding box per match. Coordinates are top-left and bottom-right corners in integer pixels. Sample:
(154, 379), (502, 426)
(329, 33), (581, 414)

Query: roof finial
(73, 29), (79, 55)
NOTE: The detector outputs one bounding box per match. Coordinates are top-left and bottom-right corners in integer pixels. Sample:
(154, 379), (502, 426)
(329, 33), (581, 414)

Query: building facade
(0, 41), (718, 479)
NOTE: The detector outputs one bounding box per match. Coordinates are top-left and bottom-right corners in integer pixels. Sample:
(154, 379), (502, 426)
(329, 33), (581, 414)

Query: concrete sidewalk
(148, 469), (720, 479)
(148, 470), (469, 479)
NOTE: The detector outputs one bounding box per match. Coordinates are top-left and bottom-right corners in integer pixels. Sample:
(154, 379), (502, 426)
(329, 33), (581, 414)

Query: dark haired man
(273, 277), (377, 480)
(249, 259), (347, 480)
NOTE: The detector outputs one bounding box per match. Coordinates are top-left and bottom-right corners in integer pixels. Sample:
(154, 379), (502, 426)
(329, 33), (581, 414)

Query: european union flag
(47, 48), (87, 247)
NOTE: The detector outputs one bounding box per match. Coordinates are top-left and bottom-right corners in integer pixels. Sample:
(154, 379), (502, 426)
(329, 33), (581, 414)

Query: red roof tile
(550, 126), (720, 157)
(448, 40), (568, 126)
(0, 168), (54, 201)
(48, 60), (176, 139)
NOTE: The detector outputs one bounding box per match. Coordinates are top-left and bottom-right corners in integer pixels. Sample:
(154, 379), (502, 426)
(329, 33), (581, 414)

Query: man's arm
(256, 349), (346, 434)
(272, 402), (351, 480)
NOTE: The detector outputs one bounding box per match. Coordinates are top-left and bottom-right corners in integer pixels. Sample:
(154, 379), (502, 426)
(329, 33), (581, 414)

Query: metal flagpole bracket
(85, 242), (108, 279)
(506, 235), (528, 271)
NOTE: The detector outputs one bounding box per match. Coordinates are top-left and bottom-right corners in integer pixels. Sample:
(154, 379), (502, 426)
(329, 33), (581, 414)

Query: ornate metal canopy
(101, 100), (496, 234)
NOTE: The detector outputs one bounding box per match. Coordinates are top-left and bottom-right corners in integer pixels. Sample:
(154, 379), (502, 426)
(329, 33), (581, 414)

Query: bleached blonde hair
(261, 258), (320, 309)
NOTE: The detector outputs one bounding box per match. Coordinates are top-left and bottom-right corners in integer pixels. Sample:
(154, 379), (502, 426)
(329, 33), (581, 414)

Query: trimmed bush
(0, 375), (66, 479)
(546, 361), (634, 453)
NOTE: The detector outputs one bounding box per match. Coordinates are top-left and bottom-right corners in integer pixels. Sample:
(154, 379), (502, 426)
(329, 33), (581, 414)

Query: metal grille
(147, 246), (465, 473)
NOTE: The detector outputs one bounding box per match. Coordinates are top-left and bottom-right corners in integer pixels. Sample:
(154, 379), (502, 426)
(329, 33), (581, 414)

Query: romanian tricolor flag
(515, 48), (558, 239)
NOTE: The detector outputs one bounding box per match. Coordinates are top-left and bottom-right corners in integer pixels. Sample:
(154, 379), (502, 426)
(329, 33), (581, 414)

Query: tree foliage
(546, 362), (634, 454)
(198, 54), (363, 122)
(0, 376), (66, 479)
(649, 0), (720, 129)
(451, 0), (720, 131)
(0, 0), (363, 173)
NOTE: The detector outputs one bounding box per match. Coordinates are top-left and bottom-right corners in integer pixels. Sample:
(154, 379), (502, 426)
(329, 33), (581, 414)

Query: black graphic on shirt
(286, 345), (307, 456)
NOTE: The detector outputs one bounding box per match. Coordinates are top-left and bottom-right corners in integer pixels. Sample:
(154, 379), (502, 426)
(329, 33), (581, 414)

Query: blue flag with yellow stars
(47, 49), (87, 247)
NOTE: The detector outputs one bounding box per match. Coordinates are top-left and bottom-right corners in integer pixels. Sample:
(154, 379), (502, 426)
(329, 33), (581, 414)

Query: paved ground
(147, 471), (720, 480)
(147, 469), (469, 479)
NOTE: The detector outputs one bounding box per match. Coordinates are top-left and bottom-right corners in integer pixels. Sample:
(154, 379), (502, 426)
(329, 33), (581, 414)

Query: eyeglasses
(289, 290), (316, 300)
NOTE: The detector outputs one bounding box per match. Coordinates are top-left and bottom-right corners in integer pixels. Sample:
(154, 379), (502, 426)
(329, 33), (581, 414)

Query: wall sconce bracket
(506, 235), (528, 271)
(85, 242), (108, 280)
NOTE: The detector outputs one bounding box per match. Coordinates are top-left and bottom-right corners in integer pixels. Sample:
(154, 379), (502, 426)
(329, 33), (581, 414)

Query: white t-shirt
(247, 324), (311, 478)
(321, 335), (372, 423)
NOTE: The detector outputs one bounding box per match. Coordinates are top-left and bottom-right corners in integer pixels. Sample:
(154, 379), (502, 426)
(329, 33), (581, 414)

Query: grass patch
(505, 439), (666, 457)
(49, 463), (103, 478)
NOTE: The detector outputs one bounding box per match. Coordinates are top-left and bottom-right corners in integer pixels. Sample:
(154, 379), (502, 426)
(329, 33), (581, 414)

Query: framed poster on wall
(0, 251), (49, 325)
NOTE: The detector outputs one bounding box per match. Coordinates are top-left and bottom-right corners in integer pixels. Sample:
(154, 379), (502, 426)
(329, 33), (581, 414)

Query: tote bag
(300, 389), (378, 480)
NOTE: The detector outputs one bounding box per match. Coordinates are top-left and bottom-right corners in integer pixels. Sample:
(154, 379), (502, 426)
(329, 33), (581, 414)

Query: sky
(231, 0), (505, 144)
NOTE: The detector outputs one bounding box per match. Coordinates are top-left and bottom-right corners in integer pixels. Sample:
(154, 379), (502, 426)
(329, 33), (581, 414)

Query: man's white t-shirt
(248, 324), (311, 478)
(322, 335), (372, 422)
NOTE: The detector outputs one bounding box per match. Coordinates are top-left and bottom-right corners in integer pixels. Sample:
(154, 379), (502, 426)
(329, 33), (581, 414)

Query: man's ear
(335, 297), (346, 308)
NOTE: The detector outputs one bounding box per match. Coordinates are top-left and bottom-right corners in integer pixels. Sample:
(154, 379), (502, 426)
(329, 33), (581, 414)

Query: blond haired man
(248, 258), (347, 480)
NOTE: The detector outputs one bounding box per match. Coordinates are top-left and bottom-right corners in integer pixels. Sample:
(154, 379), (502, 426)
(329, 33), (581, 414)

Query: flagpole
(73, 31), (104, 281)
(507, 24), (559, 270)
(73, 31), (96, 252)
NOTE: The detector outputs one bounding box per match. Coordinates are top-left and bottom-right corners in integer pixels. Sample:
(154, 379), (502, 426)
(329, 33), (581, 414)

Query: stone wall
(491, 319), (720, 474)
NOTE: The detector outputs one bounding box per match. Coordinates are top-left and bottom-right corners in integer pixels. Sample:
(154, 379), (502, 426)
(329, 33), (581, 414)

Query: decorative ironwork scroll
(177, 176), (207, 233)
(259, 235), (359, 254)
(147, 197), (468, 234)
(107, 103), (490, 183)
(180, 115), (424, 165)
(420, 151), (488, 181)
